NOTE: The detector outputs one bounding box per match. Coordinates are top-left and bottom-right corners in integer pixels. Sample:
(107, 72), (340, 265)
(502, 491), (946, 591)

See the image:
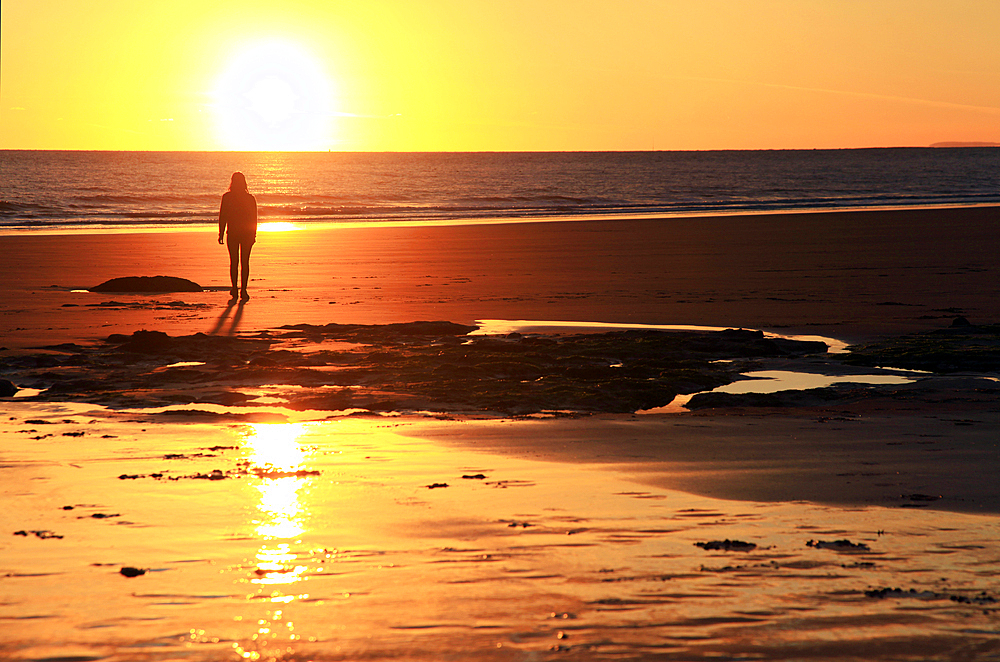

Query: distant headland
(929, 141), (1000, 148)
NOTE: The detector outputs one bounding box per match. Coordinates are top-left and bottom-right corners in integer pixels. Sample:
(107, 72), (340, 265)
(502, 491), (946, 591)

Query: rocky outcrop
(842, 323), (1000, 372)
(90, 276), (203, 293)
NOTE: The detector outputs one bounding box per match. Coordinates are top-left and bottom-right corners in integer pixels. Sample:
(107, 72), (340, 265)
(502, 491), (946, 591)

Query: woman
(218, 172), (258, 301)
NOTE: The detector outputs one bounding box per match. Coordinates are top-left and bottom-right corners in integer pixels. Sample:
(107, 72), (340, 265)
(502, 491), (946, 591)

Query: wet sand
(2, 206), (999, 349)
(2, 207), (1000, 660)
(415, 406), (1000, 514)
(2, 407), (998, 661)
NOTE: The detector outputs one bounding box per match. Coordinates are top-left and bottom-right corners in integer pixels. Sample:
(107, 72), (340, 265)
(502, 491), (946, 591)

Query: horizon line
(3, 143), (999, 154)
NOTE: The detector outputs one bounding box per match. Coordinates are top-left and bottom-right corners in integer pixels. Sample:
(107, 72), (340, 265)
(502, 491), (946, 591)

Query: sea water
(2, 148), (998, 231)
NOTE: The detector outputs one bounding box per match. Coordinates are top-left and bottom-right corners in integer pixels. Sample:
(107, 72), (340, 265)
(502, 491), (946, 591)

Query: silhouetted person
(218, 172), (258, 301)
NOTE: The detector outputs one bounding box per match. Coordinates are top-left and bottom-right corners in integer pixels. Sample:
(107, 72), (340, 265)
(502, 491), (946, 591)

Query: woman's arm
(218, 195), (227, 244)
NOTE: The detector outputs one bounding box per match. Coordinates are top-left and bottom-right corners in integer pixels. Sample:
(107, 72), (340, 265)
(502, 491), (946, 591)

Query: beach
(2, 206), (1000, 660)
(3, 206), (1000, 348)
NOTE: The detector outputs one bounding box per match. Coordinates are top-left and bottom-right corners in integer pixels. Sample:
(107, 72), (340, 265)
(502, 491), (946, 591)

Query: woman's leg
(239, 242), (253, 298)
(227, 240), (240, 296)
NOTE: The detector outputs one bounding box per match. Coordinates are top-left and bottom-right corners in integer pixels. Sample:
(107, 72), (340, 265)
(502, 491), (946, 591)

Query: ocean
(1, 148), (998, 232)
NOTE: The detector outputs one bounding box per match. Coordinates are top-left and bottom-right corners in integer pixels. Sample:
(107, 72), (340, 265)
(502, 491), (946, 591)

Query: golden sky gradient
(3, 0), (999, 151)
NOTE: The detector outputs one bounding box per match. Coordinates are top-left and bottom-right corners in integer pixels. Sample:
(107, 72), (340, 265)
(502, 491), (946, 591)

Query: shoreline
(2, 201), (998, 237)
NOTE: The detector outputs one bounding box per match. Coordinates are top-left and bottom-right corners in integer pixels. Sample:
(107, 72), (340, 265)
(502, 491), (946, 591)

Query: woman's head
(229, 172), (248, 192)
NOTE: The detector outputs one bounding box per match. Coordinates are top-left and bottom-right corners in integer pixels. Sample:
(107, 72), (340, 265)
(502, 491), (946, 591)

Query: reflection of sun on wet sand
(2, 207), (1000, 660)
(1, 414), (998, 660)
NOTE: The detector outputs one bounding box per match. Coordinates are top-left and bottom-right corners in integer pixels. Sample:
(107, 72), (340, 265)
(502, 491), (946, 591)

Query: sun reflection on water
(246, 422), (310, 473)
(253, 542), (308, 586)
(236, 422), (324, 660)
(255, 476), (307, 541)
(244, 423), (317, 583)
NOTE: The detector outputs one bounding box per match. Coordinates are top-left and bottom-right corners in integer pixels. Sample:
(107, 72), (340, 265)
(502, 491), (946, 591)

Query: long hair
(229, 172), (248, 192)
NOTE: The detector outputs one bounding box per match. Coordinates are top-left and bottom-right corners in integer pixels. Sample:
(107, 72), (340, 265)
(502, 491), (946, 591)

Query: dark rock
(38, 342), (85, 353)
(865, 587), (937, 600)
(251, 468), (321, 479)
(950, 316), (972, 327)
(719, 328), (764, 340)
(0, 379), (17, 397)
(90, 276), (202, 293)
(864, 587), (996, 604)
(15, 321), (843, 417)
(768, 338), (829, 354)
(99, 331), (276, 377)
(111, 330), (173, 353)
(901, 493), (941, 502)
(951, 592), (998, 605)
(841, 323), (1000, 372)
(279, 320), (479, 340)
(14, 529), (63, 539)
(120, 566), (146, 577)
(807, 539), (870, 551)
(195, 469), (228, 480)
(686, 391), (786, 409)
(695, 539), (757, 551)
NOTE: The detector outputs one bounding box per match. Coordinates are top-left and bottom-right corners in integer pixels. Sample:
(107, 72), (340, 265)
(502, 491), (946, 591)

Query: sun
(213, 39), (333, 151)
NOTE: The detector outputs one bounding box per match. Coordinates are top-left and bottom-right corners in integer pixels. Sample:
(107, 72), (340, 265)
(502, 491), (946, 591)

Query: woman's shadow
(209, 298), (246, 336)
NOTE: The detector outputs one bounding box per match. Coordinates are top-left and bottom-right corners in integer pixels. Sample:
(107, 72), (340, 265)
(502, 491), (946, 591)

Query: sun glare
(258, 222), (300, 232)
(246, 422), (309, 471)
(245, 423), (312, 541)
(213, 40), (333, 151)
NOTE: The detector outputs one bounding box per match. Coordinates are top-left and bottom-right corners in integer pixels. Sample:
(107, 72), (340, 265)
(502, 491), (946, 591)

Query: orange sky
(2, 0), (998, 151)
